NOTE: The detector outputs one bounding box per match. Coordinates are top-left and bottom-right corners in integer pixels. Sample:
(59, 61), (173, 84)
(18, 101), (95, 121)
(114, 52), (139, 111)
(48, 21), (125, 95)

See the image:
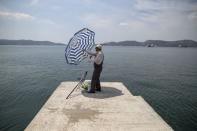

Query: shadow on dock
(81, 86), (123, 99)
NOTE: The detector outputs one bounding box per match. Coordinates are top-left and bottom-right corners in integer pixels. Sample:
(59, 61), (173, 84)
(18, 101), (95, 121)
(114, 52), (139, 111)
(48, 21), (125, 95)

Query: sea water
(0, 45), (197, 131)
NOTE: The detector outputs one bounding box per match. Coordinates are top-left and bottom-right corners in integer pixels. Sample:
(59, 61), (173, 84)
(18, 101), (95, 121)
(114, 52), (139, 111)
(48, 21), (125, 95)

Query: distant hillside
(103, 41), (143, 46)
(103, 40), (197, 47)
(0, 39), (65, 46)
(1, 39), (197, 47)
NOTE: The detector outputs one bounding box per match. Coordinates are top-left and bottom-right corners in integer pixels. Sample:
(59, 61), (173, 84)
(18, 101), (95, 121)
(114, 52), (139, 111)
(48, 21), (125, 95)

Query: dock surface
(25, 82), (173, 131)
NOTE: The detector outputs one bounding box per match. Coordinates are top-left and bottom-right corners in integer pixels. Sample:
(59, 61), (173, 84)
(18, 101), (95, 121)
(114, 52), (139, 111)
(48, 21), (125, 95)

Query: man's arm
(83, 50), (96, 56)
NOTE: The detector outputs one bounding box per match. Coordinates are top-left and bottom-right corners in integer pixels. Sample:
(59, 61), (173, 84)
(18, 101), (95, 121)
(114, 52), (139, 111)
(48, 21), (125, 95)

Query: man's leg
(89, 69), (97, 93)
(96, 68), (102, 91)
(96, 79), (101, 91)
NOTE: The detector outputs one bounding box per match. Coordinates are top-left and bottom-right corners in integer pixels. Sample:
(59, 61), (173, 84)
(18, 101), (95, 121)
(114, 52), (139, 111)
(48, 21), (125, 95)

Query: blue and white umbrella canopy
(65, 28), (95, 65)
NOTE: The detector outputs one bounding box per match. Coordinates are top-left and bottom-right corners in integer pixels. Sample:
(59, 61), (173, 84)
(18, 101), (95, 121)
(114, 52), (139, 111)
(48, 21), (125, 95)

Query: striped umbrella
(65, 28), (95, 65)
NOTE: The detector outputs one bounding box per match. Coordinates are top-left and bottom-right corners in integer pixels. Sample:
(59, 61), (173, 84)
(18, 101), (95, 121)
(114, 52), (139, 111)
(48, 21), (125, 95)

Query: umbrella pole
(66, 71), (88, 99)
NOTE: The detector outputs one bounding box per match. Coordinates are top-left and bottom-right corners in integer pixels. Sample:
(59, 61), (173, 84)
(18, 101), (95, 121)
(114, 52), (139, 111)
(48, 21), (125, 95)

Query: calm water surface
(0, 45), (197, 131)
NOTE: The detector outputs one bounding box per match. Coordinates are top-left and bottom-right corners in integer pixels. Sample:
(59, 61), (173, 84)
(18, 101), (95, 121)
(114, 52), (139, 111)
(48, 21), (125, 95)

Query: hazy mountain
(0, 39), (65, 46)
(103, 40), (197, 47)
(1, 39), (197, 47)
(102, 41), (143, 46)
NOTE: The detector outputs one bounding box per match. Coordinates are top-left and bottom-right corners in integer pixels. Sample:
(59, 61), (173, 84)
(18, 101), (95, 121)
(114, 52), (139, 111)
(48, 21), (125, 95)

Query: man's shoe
(87, 90), (95, 93)
(96, 88), (101, 92)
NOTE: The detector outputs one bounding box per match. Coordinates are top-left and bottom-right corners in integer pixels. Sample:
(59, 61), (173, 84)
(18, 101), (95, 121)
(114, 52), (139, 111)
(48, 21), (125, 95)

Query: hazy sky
(0, 0), (197, 43)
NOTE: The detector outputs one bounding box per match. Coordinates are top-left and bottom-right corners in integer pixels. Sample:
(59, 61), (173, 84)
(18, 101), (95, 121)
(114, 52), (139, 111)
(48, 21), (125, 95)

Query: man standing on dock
(85, 44), (104, 93)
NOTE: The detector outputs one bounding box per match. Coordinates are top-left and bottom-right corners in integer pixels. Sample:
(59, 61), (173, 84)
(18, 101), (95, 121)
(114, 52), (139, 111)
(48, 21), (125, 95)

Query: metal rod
(66, 71), (88, 99)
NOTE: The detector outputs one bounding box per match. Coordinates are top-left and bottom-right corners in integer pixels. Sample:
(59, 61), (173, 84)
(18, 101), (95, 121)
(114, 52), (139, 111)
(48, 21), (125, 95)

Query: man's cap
(95, 44), (102, 50)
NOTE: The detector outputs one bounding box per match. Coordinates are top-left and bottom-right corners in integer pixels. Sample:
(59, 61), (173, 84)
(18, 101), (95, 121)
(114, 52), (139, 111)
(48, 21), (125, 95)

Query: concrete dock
(25, 82), (173, 131)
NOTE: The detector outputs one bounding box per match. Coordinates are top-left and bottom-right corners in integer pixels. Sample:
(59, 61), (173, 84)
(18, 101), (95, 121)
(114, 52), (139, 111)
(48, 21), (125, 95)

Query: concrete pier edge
(25, 81), (173, 131)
